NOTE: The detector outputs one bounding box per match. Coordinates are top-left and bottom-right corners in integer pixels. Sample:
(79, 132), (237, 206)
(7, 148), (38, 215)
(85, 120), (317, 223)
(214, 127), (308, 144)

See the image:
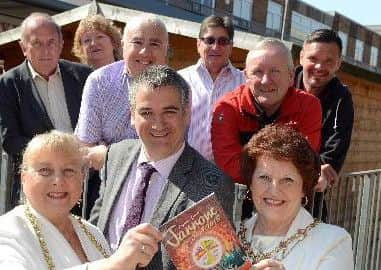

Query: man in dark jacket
(0, 13), (91, 208)
(295, 29), (354, 220)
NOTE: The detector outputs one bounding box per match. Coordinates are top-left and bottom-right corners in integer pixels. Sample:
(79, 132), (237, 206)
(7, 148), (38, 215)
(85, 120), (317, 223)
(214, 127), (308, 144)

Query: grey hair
(249, 38), (294, 70)
(20, 12), (62, 43)
(123, 15), (168, 45)
(129, 65), (190, 111)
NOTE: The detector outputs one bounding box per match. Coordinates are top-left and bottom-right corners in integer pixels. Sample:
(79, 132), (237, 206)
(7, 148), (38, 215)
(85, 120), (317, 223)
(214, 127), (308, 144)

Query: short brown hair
(241, 125), (320, 208)
(304, 29), (342, 56)
(72, 15), (122, 65)
(199, 15), (234, 41)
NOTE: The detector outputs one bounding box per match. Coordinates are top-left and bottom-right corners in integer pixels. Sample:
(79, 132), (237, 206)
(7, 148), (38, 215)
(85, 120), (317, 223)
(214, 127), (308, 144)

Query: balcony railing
(324, 170), (381, 270)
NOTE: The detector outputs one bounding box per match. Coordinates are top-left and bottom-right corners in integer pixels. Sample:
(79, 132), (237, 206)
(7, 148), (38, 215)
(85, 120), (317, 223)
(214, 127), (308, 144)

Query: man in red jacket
(211, 39), (322, 184)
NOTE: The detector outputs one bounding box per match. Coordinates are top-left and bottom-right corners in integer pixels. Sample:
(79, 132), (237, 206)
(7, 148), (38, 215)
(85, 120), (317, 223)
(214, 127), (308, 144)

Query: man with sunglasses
(179, 15), (244, 161)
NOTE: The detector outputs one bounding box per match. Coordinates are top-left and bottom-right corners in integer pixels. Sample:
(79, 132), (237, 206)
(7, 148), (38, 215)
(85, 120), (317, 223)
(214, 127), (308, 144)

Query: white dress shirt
(108, 143), (185, 251)
(179, 59), (245, 160)
(28, 62), (73, 133)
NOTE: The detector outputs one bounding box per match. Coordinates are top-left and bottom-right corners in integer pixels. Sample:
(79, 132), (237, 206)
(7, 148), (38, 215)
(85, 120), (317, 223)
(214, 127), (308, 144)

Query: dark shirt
(295, 66), (354, 172)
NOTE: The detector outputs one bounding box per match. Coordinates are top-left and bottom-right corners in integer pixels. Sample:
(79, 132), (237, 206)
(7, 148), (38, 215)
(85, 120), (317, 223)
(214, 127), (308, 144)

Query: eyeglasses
(27, 167), (82, 180)
(200, 36), (231, 46)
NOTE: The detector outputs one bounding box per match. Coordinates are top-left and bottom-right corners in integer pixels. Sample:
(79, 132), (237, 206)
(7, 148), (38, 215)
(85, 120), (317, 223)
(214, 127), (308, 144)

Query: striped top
(179, 59), (245, 160)
(75, 60), (138, 144)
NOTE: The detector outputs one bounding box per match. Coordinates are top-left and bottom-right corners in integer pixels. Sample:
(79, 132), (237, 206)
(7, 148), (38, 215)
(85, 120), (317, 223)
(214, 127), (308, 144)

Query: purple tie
(122, 162), (156, 235)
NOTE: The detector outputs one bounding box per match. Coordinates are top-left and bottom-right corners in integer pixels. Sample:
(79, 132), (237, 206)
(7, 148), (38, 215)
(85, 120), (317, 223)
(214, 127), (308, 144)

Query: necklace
(24, 205), (109, 270)
(237, 218), (320, 264)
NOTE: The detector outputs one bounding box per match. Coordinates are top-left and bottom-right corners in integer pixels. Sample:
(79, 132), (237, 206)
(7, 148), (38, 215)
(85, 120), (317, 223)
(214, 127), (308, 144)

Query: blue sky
(302, 0), (381, 26)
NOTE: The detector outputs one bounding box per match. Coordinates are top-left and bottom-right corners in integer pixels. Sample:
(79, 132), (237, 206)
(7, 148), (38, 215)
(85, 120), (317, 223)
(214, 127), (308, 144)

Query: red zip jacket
(211, 84), (322, 184)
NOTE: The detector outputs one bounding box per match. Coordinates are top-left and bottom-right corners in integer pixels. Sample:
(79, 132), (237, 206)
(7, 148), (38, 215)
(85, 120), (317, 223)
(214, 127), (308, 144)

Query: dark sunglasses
(200, 36), (231, 46)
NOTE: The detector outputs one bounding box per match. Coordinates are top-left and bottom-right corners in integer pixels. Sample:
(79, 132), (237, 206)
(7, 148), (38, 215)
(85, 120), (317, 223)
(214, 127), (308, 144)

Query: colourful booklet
(159, 193), (252, 270)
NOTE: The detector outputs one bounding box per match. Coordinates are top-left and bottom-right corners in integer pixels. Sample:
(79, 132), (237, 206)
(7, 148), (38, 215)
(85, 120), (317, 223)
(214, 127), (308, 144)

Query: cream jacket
(242, 207), (354, 270)
(0, 205), (110, 270)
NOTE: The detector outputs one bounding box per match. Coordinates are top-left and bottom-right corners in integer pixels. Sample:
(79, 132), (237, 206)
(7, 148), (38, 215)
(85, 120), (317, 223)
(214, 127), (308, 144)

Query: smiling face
(80, 29), (115, 68)
(123, 21), (168, 77)
(20, 18), (63, 80)
(131, 85), (190, 161)
(300, 42), (342, 95)
(245, 47), (294, 116)
(250, 155), (304, 229)
(197, 26), (232, 77)
(21, 149), (84, 222)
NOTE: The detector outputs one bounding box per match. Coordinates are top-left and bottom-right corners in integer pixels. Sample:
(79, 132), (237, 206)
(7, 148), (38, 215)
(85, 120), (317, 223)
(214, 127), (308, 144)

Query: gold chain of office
(24, 204), (109, 270)
(237, 218), (320, 264)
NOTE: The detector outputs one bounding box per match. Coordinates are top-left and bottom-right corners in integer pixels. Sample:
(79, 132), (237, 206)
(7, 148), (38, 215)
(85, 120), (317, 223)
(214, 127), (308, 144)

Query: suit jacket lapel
(150, 144), (194, 227)
(18, 60), (53, 129)
(59, 61), (80, 129)
(100, 142), (141, 232)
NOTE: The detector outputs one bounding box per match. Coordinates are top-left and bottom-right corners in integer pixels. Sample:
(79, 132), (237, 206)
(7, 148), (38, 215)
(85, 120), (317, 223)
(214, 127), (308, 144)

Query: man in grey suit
(0, 13), (91, 207)
(90, 65), (235, 269)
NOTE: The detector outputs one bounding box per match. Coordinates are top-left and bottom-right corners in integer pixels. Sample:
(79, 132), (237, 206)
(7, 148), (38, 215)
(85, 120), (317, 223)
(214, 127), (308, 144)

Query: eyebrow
(149, 38), (163, 44)
(138, 106), (180, 111)
(163, 106), (180, 110)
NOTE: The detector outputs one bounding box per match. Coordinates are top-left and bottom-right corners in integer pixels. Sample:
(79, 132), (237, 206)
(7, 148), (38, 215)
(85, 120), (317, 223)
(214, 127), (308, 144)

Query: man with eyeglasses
(179, 15), (244, 161)
(0, 13), (91, 208)
(211, 39), (322, 186)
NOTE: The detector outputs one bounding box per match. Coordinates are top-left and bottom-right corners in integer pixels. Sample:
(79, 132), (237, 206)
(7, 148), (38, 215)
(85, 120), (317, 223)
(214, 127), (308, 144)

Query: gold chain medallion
(24, 205), (109, 270)
(237, 218), (320, 264)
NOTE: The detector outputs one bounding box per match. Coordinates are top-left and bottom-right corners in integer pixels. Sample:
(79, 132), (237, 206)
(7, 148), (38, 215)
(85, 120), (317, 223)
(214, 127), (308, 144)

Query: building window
(370, 46), (378, 67)
(354, 39), (364, 62)
(266, 0), (283, 32)
(290, 11), (329, 41)
(338, 31), (348, 56)
(193, 0), (215, 8)
(233, 0), (253, 21)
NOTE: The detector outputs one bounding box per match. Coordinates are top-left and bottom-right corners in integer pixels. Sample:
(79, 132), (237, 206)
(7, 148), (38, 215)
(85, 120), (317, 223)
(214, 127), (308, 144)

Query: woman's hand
(251, 259), (285, 270)
(111, 223), (162, 269)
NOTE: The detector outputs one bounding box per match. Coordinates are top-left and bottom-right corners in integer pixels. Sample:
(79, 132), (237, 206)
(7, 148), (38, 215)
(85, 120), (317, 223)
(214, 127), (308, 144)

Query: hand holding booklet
(159, 193), (252, 270)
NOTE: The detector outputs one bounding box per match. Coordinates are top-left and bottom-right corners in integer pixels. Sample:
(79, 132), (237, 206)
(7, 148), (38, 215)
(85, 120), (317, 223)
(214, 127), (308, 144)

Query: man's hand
(314, 164), (338, 192)
(85, 144), (108, 170)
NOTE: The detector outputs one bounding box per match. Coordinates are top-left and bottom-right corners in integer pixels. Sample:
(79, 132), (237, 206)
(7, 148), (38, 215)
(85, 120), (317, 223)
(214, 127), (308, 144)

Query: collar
(295, 65), (336, 99)
(196, 58), (234, 76)
(120, 60), (133, 87)
(27, 60), (60, 81)
(239, 85), (299, 118)
(245, 207), (315, 239)
(138, 142), (186, 179)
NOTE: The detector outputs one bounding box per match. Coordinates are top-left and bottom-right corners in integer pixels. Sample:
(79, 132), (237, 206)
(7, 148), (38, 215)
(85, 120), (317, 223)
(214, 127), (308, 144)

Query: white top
(0, 205), (110, 270)
(179, 59), (245, 160)
(241, 208), (354, 270)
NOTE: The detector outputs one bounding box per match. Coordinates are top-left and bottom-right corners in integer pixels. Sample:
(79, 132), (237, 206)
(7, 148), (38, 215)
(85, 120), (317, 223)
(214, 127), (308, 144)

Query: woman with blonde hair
(72, 15), (122, 69)
(0, 131), (160, 269)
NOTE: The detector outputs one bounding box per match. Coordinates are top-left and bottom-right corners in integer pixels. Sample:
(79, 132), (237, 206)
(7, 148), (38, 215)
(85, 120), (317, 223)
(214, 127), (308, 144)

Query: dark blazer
(90, 139), (235, 270)
(0, 59), (92, 161)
